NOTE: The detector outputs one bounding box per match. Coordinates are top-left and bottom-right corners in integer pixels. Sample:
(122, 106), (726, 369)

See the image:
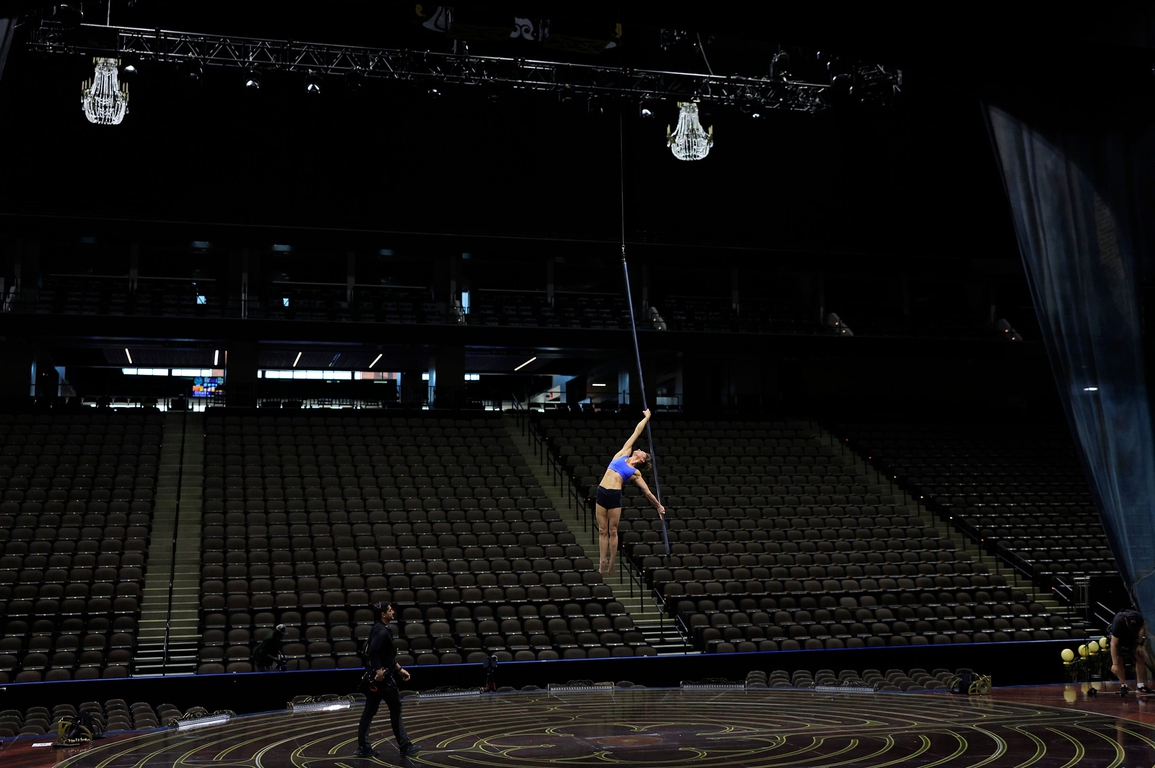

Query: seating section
(0, 412), (160, 683)
(199, 413), (652, 673)
(469, 291), (635, 330)
(838, 421), (1114, 585)
(257, 285), (452, 325)
(0, 699), (191, 738)
(14, 276), (229, 319)
(537, 415), (1085, 652)
(745, 666), (955, 692)
(661, 296), (817, 334)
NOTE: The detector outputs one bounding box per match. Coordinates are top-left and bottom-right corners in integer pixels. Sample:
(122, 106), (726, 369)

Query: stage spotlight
(244, 69), (261, 90)
(771, 51), (791, 81)
(825, 313), (853, 336)
(180, 60), (203, 84)
(826, 73), (852, 106)
(428, 86), (442, 98)
(995, 318), (1022, 341)
(305, 71), (322, 95)
(639, 100), (656, 118)
(53, 3), (84, 27)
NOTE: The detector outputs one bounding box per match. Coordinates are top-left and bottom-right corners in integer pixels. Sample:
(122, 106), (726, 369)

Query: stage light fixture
(288, 698), (352, 713)
(174, 713), (231, 731)
(293, 352), (302, 368)
(513, 356), (537, 372)
(825, 313), (853, 336)
(996, 318), (1022, 341)
(180, 60), (203, 84)
(244, 69), (261, 89)
(305, 71), (322, 95)
(213, 349), (220, 366)
(50, 3), (84, 29)
(667, 101), (713, 161)
(124, 348), (133, 364)
(81, 57), (129, 125)
(826, 73), (852, 107)
(771, 51), (791, 81)
(370, 353), (382, 368)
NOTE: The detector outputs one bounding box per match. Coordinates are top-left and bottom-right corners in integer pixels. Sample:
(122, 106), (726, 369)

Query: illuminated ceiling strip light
(370, 354), (382, 368)
(214, 349), (220, 366)
(513, 356), (537, 372)
(124, 348), (133, 364)
(293, 352), (302, 368)
(591, 383), (607, 387)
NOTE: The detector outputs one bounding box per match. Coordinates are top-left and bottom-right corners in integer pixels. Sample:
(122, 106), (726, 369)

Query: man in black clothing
(1110, 608), (1148, 694)
(356, 601), (420, 758)
(251, 624), (287, 671)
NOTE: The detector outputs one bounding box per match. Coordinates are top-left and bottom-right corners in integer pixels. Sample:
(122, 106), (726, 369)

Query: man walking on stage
(356, 601), (421, 758)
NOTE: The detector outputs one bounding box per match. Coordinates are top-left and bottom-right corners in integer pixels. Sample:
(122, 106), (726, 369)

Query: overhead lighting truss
(30, 23), (901, 113)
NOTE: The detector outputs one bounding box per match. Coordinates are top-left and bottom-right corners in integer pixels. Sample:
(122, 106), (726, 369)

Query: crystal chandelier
(666, 101), (712, 161)
(81, 57), (129, 125)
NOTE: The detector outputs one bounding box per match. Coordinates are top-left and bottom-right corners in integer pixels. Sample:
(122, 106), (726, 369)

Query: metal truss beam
(28, 22), (900, 113)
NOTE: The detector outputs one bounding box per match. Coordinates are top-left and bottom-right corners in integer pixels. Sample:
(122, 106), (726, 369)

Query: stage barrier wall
(0, 639), (1081, 714)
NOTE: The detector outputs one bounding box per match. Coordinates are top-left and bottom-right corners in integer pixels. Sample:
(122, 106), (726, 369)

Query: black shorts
(596, 485), (622, 509)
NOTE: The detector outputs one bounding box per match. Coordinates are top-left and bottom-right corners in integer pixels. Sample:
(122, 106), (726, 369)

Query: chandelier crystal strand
(81, 57), (129, 125)
(666, 101), (713, 161)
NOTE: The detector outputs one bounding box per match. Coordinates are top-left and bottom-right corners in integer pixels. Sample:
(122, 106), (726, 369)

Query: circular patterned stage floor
(44, 688), (1155, 767)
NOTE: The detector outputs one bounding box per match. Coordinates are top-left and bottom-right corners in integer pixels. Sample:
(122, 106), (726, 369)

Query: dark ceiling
(0, 2), (1150, 386)
(11, 2), (1151, 259)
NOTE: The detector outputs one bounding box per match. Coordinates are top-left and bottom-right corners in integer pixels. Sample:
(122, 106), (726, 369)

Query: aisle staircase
(132, 412), (205, 676)
(502, 411), (692, 654)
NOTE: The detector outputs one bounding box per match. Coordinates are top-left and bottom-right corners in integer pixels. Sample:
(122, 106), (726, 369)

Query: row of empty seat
(0, 412), (161, 682)
(537, 414), (1080, 652)
(0, 698), (197, 737)
(197, 413), (652, 672)
(837, 420), (1114, 585)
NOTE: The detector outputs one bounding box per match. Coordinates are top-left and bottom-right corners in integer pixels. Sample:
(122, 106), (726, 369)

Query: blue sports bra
(608, 455), (636, 480)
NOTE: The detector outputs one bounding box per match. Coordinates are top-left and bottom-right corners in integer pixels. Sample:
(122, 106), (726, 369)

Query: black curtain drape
(0, 18), (15, 84)
(986, 103), (1155, 619)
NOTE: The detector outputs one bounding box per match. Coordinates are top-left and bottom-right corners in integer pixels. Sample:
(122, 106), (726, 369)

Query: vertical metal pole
(618, 110), (669, 558)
